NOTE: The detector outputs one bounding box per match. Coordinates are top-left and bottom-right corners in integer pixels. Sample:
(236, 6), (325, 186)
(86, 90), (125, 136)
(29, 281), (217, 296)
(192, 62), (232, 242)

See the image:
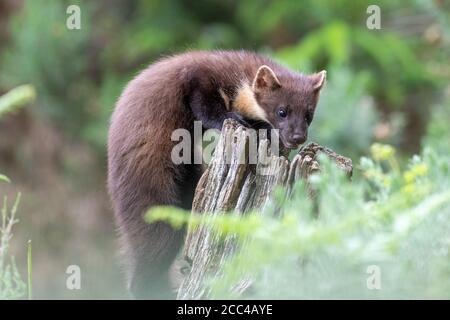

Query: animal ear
(252, 65), (281, 91)
(311, 70), (326, 92)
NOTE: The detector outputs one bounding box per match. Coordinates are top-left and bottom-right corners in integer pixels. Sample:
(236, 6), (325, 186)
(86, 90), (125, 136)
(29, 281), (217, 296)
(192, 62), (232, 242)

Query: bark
(177, 119), (353, 299)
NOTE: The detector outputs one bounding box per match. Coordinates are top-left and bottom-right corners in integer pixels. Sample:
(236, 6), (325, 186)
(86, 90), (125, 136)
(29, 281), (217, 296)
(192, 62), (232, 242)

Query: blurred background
(0, 0), (448, 299)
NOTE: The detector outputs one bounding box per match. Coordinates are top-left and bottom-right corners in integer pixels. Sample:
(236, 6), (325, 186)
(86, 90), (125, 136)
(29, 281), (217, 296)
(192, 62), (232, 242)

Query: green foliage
(0, 188), (26, 300)
(81, 72), (129, 151)
(0, 0), (448, 299)
(1, 0), (92, 133)
(308, 67), (378, 157)
(27, 240), (32, 300)
(276, 20), (437, 108)
(0, 175), (10, 184)
(277, 21), (351, 71)
(0, 86), (30, 300)
(422, 102), (450, 155)
(1, 0), (447, 155)
(0, 85), (36, 118)
(147, 114), (450, 298)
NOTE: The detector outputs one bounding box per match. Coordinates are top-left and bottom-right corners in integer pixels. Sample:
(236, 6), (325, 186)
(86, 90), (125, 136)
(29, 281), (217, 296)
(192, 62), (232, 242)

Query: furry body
(107, 50), (325, 298)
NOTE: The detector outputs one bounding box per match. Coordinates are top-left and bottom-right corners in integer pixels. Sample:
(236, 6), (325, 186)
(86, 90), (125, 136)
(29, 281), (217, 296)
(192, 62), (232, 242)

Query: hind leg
(123, 163), (203, 299)
(125, 221), (186, 299)
(112, 172), (184, 299)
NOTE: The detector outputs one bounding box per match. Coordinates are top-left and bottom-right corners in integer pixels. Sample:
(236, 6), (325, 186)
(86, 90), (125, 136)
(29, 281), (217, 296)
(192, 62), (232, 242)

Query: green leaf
(0, 85), (36, 118)
(0, 174), (11, 183)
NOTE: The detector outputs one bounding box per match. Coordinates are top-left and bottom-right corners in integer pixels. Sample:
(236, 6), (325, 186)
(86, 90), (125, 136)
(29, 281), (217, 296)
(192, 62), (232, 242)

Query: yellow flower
(412, 163), (428, 177)
(403, 163), (428, 183)
(401, 183), (415, 195)
(371, 143), (395, 161)
(403, 171), (415, 184)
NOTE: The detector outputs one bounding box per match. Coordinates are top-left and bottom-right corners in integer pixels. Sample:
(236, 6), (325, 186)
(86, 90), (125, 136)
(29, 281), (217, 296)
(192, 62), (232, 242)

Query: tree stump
(177, 119), (353, 299)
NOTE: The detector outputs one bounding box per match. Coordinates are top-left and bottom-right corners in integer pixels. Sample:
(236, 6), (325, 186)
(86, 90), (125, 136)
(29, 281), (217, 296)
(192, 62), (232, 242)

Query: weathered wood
(177, 119), (353, 299)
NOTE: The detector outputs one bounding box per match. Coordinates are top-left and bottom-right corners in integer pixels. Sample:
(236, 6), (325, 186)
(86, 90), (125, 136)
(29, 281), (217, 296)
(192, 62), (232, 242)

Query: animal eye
(277, 108), (287, 118)
(305, 111), (313, 124)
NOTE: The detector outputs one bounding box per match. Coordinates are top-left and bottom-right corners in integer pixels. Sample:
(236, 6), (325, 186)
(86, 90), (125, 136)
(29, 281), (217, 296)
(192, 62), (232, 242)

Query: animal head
(251, 65), (326, 149)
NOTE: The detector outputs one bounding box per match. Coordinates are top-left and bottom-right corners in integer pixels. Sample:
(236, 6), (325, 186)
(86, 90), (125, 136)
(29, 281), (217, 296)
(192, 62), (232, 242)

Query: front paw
(245, 119), (270, 130)
(226, 112), (251, 128)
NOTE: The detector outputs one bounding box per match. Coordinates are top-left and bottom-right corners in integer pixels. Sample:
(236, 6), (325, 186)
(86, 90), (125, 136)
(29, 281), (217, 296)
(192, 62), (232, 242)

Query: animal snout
(290, 133), (307, 145)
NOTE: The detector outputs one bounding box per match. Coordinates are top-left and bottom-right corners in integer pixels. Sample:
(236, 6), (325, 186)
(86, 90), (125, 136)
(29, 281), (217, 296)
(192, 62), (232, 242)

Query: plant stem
(27, 240), (32, 300)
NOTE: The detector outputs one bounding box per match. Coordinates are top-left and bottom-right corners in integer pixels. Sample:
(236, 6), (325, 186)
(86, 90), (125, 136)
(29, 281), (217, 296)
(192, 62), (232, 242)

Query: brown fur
(107, 50), (325, 298)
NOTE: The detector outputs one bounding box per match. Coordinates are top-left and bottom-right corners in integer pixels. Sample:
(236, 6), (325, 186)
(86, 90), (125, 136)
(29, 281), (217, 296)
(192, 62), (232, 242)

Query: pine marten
(107, 50), (326, 299)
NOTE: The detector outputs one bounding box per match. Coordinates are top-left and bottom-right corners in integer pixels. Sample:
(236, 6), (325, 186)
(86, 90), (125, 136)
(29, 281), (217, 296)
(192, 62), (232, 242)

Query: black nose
(291, 134), (306, 145)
